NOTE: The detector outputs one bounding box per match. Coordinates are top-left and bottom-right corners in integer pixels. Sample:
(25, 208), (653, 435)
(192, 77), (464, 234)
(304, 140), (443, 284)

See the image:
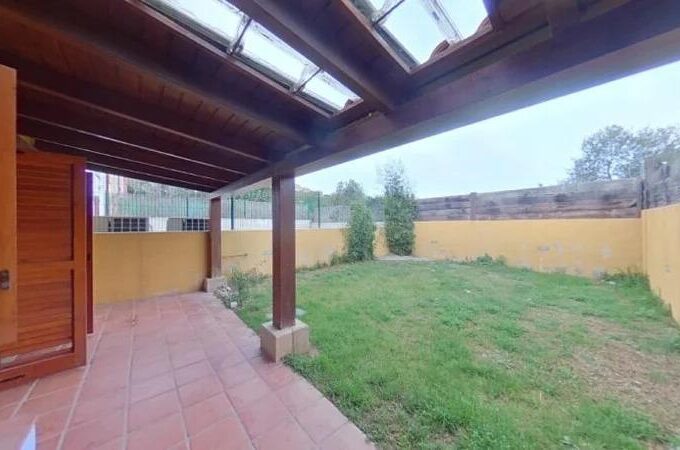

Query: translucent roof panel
(441, 0), (489, 39)
(145, 0), (362, 114)
(301, 72), (360, 111)
(379, 0), (447, 65)
(239, 21), (316, 86)
(145, 0), (244, 46)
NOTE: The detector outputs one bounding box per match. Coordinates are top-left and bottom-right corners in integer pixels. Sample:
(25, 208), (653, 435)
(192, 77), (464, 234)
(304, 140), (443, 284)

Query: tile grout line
(55, 304), (112, 450)
(121, 298), (140, 450)
(9, 379), (37, 419)
(196, 296), (256, 449)
(174, 296), (195, 450)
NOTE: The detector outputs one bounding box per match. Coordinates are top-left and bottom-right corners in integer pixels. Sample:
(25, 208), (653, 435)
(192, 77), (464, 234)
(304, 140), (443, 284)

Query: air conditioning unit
(166, 218), (209, 231)
(95, 217), (149, 232)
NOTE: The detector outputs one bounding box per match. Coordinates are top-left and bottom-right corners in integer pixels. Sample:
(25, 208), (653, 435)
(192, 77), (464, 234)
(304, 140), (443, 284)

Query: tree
(381, 161), (416, 255)
(332, 179), (365, 205)
(345, 201), (376, 262)
(568, 125), (680, 182)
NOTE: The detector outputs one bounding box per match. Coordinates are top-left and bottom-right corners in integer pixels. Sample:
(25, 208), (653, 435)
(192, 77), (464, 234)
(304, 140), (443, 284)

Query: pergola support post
(260, 172), (310, 362)
(203, 196), (224, 292)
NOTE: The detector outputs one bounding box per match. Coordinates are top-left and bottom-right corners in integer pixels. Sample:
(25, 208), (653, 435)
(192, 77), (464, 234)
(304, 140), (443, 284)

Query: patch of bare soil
(571, 328), (680, 435)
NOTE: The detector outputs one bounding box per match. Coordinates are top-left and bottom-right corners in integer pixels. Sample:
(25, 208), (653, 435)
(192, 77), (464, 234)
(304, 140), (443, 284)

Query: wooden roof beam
(87, 163), (215, 192)
(228, 0), (398, 112)
(0, 1), (312, 145)
(20, 119), (240, 184)
(18, 95), (264, 175)
(35, 140), (224, 190)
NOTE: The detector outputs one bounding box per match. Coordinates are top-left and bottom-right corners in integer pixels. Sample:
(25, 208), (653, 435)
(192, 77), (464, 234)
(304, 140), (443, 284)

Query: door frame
(0, 65), (17, 348)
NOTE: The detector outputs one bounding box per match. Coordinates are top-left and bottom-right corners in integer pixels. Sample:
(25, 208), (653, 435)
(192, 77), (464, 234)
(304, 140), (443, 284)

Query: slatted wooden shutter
(0, 151), (86, 384)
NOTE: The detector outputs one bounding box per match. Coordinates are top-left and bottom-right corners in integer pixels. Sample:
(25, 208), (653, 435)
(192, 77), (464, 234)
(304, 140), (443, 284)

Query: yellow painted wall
(642, 204), (680, 321)
(414, 219), (642, 278)
(93, 232), (208, 303)
(221, 227), (388, 275)
(94, 228), (388, 303)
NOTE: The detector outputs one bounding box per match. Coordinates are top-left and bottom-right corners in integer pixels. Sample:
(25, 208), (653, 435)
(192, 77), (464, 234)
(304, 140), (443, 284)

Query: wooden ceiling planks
(0, 2), (312, 143)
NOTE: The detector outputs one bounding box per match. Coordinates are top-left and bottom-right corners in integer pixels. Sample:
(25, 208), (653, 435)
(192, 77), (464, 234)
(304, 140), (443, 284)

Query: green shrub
(345, 201), (376, 262)
(381, 162), (416, 255)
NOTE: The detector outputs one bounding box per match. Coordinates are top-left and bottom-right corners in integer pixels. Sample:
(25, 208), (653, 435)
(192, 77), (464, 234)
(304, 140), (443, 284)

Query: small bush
(214, 267), (262, 308)
(345, 202), (376, 262)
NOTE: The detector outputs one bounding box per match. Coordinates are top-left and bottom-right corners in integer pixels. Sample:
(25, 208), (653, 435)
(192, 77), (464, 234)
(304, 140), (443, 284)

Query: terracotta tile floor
(0, 293), (375, 450)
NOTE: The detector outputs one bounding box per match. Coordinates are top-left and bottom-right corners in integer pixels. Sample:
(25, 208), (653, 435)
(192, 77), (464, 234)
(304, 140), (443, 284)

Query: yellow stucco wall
(414, 219), (642, 278)
(94, 228), (388, 303)
(93, 232), (208, 303)
(222, 227), (388, 275)
(642, 204), (680, 321)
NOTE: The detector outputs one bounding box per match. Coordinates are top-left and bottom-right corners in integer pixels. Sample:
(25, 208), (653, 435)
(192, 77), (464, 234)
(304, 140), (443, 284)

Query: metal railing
(91, 173), (382, 232)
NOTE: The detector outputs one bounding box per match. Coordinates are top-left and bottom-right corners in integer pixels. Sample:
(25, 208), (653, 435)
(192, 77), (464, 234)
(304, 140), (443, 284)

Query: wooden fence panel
(417, 179), (642, 221)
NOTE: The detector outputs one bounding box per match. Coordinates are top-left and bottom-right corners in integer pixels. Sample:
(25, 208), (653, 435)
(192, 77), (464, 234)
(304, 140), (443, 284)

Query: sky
(297, 59), (680, 198)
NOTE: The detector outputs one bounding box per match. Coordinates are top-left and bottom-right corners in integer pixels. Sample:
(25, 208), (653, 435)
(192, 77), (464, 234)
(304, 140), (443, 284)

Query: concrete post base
(259, 320), (310, 362)
(202, 276), (225, 293)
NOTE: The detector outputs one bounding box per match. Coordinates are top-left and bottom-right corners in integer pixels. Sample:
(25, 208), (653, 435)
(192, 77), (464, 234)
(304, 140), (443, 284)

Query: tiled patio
(0, 293), (375, 450)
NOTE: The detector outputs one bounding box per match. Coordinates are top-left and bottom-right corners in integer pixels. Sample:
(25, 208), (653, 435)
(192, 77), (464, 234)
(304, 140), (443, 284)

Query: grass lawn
(236, 260), (680, 449)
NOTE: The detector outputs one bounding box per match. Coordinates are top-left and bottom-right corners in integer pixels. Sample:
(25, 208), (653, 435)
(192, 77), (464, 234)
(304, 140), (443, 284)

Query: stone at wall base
(259, 320), (310, 362)
(202, 276), (225, 293)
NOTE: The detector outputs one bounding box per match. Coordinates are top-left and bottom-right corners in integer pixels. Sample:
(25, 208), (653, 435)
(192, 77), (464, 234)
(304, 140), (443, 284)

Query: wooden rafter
(18, 115), (244, 181)
(36, 140), (224, 189)
(17, 93), (268, 174)
(19, 112), (250, 178)
(87, 163), (216, 192)
(0, 1), (312, 144)
(229, 0), (397, 111)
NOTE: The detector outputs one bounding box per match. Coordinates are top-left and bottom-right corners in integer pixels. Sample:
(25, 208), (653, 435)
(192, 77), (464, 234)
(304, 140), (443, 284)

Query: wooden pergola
(2, 0), (680, 355)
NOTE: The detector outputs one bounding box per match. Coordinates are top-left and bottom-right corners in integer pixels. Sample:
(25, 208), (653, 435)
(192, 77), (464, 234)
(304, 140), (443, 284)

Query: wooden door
(0, 151), (87, 385)
(0, 65), (17, 347)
